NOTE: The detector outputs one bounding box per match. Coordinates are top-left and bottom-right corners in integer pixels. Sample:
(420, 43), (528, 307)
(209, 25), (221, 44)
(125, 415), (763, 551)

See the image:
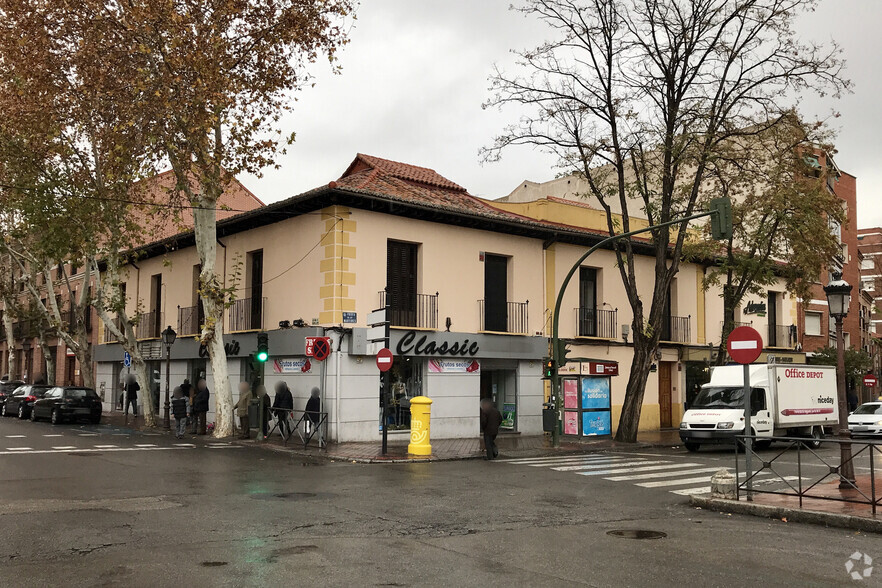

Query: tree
(484, 0), (849, 441)
(808, 346), (873, 392)
(692, 115), (847, 364)
(86, 0), (354, 436)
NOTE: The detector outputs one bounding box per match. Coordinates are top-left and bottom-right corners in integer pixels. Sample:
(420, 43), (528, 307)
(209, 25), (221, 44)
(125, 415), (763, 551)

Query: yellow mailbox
(407, 396), (433, 456)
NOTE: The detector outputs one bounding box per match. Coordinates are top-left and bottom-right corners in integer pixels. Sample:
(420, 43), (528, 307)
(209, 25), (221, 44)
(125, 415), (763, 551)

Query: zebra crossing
(499, 452), (802, 497)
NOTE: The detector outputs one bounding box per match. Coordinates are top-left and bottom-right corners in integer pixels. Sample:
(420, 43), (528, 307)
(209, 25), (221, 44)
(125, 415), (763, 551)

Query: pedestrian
(193, 379), (210, 435)
(171, 386), (189, 439)
(480, 398), (503, 460)
(235, 381), (253, 440)
(187, 378), (199, 434)
(117, 381), (125, 411)
(152, 382), (160, 415)
(273, 381), (294, 439)
(124, 375), (139, 417)
(305, 387), (322, 439)
(847, 388), (859, 413)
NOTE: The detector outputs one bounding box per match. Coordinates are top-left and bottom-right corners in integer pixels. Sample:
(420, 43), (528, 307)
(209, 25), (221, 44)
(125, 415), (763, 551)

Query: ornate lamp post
(161, 325), (177, 431)
(823, 272), (855, 487)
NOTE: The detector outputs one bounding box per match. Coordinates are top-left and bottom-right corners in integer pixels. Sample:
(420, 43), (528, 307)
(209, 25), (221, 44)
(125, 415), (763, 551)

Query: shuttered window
(387, 241), (418, 327)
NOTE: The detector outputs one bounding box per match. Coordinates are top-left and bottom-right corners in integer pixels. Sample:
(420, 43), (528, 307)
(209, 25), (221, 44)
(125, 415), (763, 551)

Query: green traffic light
(256, 351), (268, 362)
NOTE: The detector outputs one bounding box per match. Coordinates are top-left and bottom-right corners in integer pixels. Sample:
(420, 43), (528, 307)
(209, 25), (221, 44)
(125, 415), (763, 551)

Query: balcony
(661, 315), (691, 343)
(228, 297), (265, 332)
(575, 307), (617, 339)
(767, 324), (796, 348)
(136, 311), (163, 340)
(178, 305), (204, 337)
(479, 300), (529, 335)
(378, 291), (438, 330)
(101, 317), (124, 344)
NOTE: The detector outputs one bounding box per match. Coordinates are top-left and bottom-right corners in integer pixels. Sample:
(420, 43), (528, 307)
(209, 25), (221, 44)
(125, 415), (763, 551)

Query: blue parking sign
(123, 351), (132, 367)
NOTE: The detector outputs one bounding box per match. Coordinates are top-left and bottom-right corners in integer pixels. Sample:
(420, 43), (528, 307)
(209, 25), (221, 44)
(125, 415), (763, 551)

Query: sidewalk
(241, 428), (685, 463)
(692, 474), (882, 534)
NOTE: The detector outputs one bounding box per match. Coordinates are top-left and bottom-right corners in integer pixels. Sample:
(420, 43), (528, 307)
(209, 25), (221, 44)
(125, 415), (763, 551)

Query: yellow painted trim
(610, 403), (661, 433)
(696, 269), (706, 344)
(545, 244), (556, 337)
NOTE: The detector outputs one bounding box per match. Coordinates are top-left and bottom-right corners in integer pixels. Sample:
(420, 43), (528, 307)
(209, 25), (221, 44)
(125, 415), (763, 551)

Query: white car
(848, 402), (882, 437)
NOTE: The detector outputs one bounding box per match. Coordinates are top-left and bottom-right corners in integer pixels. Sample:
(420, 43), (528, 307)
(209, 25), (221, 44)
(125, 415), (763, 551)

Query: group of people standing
(120, 375), (211, 438)
(235, 381), (321, 440)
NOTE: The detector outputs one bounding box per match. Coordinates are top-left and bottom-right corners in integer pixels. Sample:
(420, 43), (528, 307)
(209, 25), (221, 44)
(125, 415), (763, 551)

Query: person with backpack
(193, 379), (210, 435)
(171, 387), (189, 439)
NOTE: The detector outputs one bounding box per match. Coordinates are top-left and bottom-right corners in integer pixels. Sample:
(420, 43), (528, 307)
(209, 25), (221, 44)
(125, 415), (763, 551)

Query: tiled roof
(342, 154), (467, 192)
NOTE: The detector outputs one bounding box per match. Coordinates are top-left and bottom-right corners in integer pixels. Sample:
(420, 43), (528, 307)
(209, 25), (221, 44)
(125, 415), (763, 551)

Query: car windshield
(65, 388), (98, 399)
(692, 386), (745, 409)
(853, 404), (882, 415)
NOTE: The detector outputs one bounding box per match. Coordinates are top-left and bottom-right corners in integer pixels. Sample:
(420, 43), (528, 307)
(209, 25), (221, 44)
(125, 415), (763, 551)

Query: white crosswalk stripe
(501, 453), (803, 497)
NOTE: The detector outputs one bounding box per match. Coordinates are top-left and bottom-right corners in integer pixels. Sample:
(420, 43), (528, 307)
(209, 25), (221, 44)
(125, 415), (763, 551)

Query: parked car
(31, 387), (102, 425)
(848, 402), (882, 437)
(0, 380), (25, 413)
(2, 385), (51, 419)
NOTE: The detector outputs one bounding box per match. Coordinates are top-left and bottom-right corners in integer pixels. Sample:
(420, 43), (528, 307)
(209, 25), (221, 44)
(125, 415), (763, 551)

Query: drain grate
(606, 529), (667, 540)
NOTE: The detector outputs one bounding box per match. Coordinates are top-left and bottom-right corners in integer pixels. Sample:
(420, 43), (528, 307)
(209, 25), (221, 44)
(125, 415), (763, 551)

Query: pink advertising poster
(564, 379), (578, 409)
(564, 411), (579, 435)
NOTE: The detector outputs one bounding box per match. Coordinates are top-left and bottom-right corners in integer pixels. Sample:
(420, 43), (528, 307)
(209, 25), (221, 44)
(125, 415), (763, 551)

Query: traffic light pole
(549, 208), (725, 447)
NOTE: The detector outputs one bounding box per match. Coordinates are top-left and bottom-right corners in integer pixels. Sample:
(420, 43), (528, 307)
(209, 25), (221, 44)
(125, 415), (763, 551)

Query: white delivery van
(679, 364), (838, 451)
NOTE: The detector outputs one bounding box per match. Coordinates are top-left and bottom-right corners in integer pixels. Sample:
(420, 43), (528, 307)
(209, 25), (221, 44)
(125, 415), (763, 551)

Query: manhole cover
(250, 492), (317, 501)
(201, 561), (228, 567)
(606, 529), (667, 540)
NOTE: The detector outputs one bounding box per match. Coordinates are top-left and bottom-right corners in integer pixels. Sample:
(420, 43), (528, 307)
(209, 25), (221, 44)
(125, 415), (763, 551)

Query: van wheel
(755, 440), (772, 450)
(807, 427), (823, 449)
(684, 442), (701, 452)
(51, 409), (62, 425)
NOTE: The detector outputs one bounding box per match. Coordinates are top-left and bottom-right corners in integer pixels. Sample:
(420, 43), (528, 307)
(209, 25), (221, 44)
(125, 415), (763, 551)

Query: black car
(0, 380), (25, 412)
(31, 387), (102, 425)
(2, 385), (51, 419)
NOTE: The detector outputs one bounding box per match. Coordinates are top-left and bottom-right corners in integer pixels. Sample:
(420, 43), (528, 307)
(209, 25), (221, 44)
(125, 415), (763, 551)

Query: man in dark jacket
(480, 398), (503, 460)
(170, 387), (189, 439)
(272, 382), (294, 438)
(193, 379), (210, 435)
(305, 387), (322, 442)
(124, 375), (139, 417)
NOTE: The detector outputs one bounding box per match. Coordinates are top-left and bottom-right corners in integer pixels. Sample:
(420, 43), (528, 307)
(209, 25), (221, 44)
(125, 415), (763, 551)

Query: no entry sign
(726, 326), (763, 365)
(376, 348), (394, 372)
(864, 375), (878, 388)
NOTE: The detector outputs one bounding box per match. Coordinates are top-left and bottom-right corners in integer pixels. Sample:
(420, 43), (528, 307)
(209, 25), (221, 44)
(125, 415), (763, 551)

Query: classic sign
(395, 330), (480, 357)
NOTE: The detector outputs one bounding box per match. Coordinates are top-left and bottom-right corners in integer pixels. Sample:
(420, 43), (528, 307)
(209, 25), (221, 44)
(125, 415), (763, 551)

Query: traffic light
(709, 197), (733, 241)
(555, 340), (572, 367)
(543, 357), (555, 379)
(256, 332), (269, 362)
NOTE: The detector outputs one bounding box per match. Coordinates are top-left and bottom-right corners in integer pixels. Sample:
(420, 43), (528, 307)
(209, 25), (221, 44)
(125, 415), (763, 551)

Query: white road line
(42, 434), (63, 437)
(6, 447), (32, 451)
(670, 486), (713, 496)
(604, 467), (725, 481)
(207, 445), (241, 449)
(208, 443), (233, 447)
(638, 472), (773, 488)
(552, 459), (654, 472)
(94, 445), (117, 449)
(524, 457), (627, 467)
(0, 446), (193, 456)
(173, 443), (195, 447)
(77, 434), (99, 437)
(577, 463), (704, 476)
(4, 435), (26, 438)
(501, 454), (617, 464)
(134, 444), (157, 448)
(51, 446), (77, 450)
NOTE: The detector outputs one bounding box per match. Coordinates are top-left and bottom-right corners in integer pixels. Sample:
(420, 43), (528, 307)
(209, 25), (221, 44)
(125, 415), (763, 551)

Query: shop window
(383, 358), (423, 431)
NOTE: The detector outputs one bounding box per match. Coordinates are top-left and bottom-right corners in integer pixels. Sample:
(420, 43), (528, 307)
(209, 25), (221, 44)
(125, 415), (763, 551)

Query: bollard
(710, 468), (737, 500)
(407, 396), (433, 456)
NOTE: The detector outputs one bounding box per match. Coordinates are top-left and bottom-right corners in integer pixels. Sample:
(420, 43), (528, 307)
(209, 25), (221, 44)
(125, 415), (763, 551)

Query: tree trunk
(614, 336), (655, 442)
(716, 290), (738, 366)
(2, 309), (17, 380)
(193, 195), (233, 437)
(38, 336), (55, 385)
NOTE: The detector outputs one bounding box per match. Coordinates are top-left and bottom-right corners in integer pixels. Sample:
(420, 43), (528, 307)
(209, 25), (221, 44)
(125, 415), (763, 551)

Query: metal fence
(661, 315), (691, 343)
(735, 435), (882, 514)
(228, 297), (265, 332)
(378, 291), (439, 329)
(479, 300), (529, 334)
(101, 317), (124, 343)
(575, 307), (617, 338)
(178, 305), (202, 336)
(767, 324), (796, 348)
(136, 311), (162, 340)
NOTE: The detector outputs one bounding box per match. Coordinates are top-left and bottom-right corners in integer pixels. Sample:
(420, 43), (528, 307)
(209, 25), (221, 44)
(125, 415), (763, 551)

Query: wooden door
(658, 362), (673, 428)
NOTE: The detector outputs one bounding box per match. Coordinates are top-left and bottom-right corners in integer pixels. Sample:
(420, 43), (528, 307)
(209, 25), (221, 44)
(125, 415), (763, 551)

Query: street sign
(123, 351), (132, 367)
(367, 308), (387, 327)
(305, 336), (332, 361)
(864, 375), (877, 388)
(367, 325), (387, 343)
(726, 326), (763, 365)
(583, 361), (619, 376)
(376, 348), (393, 372)
(343, 312), (357, 324)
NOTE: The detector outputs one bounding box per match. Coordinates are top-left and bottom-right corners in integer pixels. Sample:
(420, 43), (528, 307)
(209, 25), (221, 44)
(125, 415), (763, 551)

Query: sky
(241, 0), (882, 227)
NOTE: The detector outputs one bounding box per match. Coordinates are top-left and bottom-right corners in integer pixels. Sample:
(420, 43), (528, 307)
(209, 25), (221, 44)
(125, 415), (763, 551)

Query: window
(150, 273), (162, 336)
(805, 312), (822, 336)
(861, 259), (875, 270)
(386, 240), (419, 327)
(578, 267), (598, 336)
(483, 254), (509, 332)
(246, 251), (263, 330)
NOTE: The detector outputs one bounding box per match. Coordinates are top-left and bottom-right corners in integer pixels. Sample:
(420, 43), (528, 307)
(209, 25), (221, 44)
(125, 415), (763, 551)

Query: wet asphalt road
(1, 415), (880, 587)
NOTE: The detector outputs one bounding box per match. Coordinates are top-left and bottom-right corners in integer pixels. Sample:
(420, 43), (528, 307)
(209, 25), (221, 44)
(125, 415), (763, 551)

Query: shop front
(561, 360), (618, 438)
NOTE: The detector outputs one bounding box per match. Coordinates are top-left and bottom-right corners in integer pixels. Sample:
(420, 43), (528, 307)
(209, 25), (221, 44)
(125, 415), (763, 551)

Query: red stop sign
(864, 375), (877, 388)
(376, 348), (394, 372)
(726, 326), (763, 365)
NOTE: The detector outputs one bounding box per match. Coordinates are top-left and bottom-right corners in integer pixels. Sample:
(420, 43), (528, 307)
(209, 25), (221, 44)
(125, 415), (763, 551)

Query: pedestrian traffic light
(709, 197), (733, 241)
(256, 332), (269, 362)
(543, 357), (555, 379)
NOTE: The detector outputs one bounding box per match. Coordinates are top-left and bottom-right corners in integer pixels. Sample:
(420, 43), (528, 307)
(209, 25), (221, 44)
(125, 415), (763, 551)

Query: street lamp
(161, 325), (177, 431)
(823, 272), (855, 488)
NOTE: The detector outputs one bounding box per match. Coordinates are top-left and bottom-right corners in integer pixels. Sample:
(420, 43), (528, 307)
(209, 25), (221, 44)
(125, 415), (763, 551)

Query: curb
(236, 438), (668, 464)
(690, 495), (882, 534)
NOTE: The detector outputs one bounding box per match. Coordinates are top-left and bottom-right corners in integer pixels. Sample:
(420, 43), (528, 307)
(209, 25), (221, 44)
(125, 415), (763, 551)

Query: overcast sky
(241, 0), (882, 227)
